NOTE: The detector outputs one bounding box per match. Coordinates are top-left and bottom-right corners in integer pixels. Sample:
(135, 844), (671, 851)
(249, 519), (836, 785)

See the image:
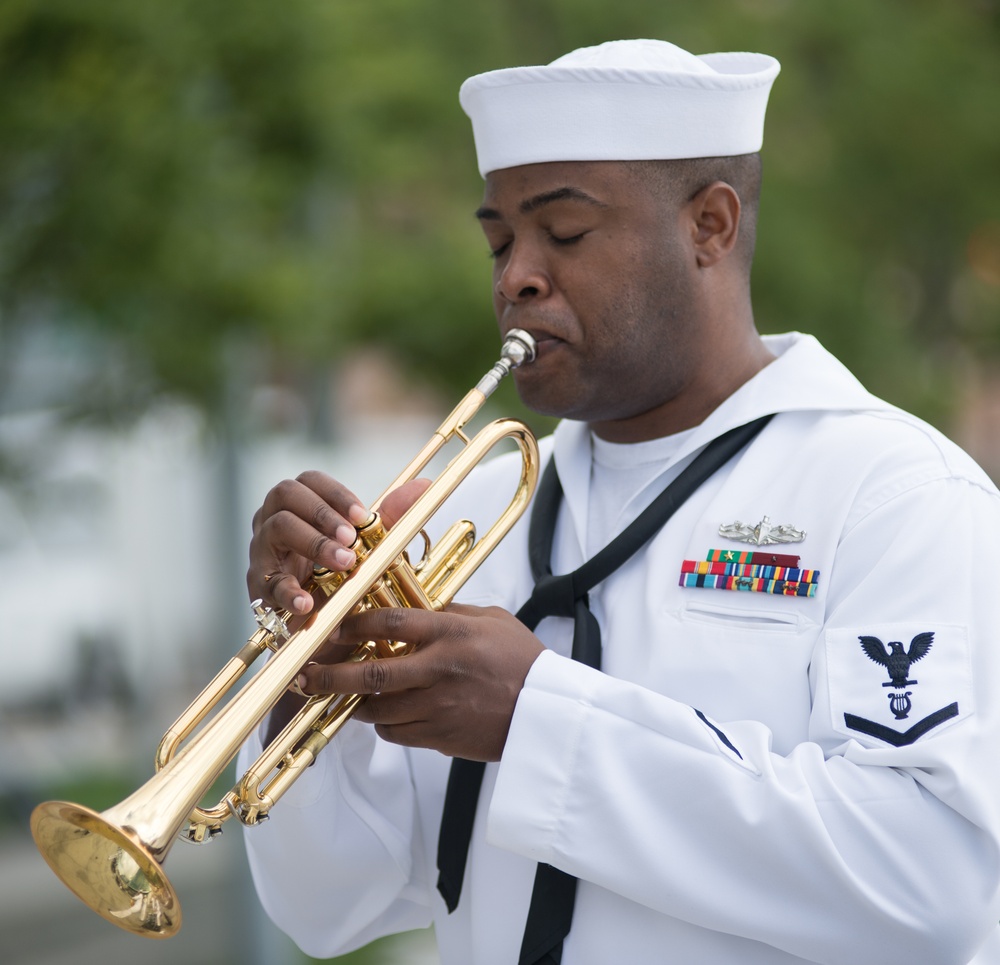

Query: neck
(590, 328), (775, 444)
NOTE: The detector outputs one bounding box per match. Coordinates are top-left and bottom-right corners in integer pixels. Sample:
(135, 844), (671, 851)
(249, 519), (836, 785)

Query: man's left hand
(296, 603), (545, 761)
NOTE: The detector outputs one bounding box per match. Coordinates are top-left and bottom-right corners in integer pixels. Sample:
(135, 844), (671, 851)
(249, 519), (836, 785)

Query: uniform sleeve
(237, 719), (432, 959)
(487, 475), (1000, 965)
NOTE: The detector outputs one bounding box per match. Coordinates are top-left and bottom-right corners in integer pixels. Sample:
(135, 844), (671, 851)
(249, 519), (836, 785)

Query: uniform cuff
(486, 649), (602, 862)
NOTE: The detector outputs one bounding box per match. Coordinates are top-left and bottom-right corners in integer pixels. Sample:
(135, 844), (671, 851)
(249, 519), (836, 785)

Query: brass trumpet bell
(31, 801), (181, 937)
(30, 329), (539, 938)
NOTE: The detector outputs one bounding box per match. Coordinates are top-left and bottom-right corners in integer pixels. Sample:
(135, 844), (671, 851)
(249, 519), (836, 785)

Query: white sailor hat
(459, 39), (780, 177)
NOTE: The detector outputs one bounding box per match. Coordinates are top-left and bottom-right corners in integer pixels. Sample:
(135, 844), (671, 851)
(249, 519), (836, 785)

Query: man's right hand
(246, 470), (430, 616)
(247, 470), (431, 745)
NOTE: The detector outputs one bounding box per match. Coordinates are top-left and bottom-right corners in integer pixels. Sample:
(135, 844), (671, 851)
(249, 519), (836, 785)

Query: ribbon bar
(680, 559), (820, 584)
(679, 572), (818, 597)
(706, 548), (801, 567)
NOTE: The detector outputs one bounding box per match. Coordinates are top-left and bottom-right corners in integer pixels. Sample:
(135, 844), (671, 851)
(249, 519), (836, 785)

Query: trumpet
(30, 329), (539, 939)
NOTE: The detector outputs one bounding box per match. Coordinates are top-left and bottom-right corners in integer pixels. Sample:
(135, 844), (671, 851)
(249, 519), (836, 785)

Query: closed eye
(550, 232), (587, 247)
(487, 231), (587, 259)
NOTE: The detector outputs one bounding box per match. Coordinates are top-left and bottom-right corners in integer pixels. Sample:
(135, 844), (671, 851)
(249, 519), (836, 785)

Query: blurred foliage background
(2, 0), (998, 438)
(1, 1), (999, 963)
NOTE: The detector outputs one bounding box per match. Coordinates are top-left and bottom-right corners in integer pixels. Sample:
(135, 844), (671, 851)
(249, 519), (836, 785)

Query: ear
(688, 181), (741, 268)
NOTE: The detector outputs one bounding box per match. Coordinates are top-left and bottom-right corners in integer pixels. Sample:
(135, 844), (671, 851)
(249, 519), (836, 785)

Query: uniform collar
(551, 332), (896, 556)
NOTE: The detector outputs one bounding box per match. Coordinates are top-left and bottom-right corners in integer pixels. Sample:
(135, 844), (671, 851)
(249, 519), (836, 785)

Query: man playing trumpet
(241, 39), (1000, 965)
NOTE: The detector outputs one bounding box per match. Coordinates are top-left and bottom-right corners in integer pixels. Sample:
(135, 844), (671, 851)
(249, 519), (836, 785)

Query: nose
(494, 243), (551, 303)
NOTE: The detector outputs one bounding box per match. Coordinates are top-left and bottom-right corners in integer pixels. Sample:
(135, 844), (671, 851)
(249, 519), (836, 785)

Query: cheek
(490, 269), (503, 313)
(565, 268), (620, 322)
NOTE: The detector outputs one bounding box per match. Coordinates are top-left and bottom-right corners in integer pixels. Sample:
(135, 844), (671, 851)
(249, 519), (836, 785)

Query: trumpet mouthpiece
(476, 329), (537, 398)
(502, 329), (537, 368)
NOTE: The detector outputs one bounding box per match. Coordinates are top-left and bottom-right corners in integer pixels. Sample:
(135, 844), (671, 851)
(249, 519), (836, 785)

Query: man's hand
(247, 470), (430, 615)
(296, 603), (545, 761)
(250, 471), (439, 744)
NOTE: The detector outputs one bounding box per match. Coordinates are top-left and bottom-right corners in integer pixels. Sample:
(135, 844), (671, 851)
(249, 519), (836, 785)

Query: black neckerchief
(437, 415), (773, 965)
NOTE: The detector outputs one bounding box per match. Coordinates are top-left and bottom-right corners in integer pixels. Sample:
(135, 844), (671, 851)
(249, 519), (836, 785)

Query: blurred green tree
(0, 0), (997, 429)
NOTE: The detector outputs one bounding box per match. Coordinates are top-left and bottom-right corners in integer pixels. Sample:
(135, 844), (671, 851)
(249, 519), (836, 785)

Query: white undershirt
(586, 428), (696, 557)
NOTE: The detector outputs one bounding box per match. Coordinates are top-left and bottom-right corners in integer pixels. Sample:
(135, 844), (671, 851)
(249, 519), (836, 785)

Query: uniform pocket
(654, 602), (820, 752)
(681, 598), (806, 632)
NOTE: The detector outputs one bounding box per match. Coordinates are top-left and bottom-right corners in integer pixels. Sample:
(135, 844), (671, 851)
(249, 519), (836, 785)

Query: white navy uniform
(239, 333), (1000, 964)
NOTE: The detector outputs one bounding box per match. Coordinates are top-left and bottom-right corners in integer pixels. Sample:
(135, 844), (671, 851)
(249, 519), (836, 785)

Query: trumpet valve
(312, 566), (347, 597)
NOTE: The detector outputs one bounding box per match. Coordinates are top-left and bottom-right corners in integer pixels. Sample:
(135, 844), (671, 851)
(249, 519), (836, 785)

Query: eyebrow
(475, 186), (609, 221)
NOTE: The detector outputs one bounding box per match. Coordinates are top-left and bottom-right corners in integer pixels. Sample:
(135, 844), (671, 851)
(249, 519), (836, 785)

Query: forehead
(479, 160), (646, 215)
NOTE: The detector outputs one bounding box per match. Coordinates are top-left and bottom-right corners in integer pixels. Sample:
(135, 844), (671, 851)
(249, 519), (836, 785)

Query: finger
(257, 477), (365, 564)
(246, 557), (316, 615)
(249, 477), (369, 611)
(440, 601), (486, 617)
(259, 471), (369, 532)
(261, 476), (429, 595)
(297, 642), (438, 697)
(336, 605), (454, 650)
(283, 636), (360, 696)
(309, 632), (361, 666)
(371, 723), (427, 748)
(353, 691), (428, 727)
(379, 478), (433, 529)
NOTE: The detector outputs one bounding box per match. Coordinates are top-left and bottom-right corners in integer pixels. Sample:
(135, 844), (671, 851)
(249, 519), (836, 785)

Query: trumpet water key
(30, 329), (539, 939)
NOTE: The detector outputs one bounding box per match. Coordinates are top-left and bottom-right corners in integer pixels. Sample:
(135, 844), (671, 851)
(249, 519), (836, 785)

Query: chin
(518, 394), (600, 424)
